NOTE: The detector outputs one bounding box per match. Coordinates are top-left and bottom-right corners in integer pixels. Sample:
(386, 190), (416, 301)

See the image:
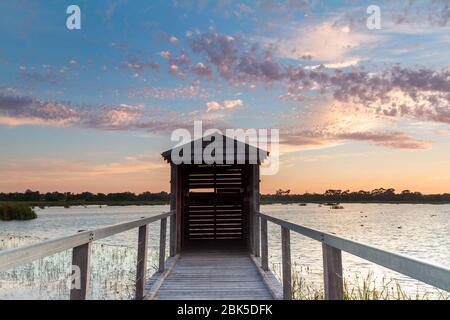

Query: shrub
(0, 204), (38, 221)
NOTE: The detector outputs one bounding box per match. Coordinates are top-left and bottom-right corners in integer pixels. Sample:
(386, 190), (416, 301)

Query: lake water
(0, 203), (449, 299)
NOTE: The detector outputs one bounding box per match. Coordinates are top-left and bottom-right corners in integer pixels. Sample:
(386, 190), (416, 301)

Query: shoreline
(1, 200), (450, 208)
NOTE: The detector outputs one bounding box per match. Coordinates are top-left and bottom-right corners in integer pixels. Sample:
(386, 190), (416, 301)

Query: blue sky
(1, 0), (450, 193)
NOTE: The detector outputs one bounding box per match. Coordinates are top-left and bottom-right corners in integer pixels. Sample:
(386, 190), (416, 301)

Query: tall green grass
(0, 204), (37, 221)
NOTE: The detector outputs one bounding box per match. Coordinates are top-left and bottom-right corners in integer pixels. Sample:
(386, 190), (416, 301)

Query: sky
(1, 0), (450, 194)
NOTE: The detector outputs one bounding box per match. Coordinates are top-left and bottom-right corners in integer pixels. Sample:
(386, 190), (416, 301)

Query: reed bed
(270, 262), (449, 300)
(0, 235), (161, 300)
(0, 204), (37, 221)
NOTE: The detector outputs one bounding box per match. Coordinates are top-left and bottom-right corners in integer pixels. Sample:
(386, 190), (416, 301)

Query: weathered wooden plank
(135, 224), (148, 300)
(281, 226), (292, 300)
(154, 248), (273, 300)
(322, 243), (344, 300)
(0, 232), (92, 272)
(70, 243), (91, 300)
(93, 212), (173, 241)
(250, 255), (283, 300)
(159, 218), (167, 272)
(257, 212), (450, 292)
(145, 255), (179, 300)
(0, 212), (174, 273)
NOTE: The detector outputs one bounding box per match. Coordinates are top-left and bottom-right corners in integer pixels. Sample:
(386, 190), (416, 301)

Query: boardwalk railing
(254, 212), (450, 300)
(0, 211), (176, 300)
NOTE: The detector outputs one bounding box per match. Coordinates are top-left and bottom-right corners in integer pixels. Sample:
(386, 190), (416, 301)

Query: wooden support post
(249, 209), (254, 254)
(254, 215), (260, 257)
(159, 218), (167, 272)
(281, 226), (292, 300)
(70, 242), (91, 300)
(260, 218), (269, 271)
(249, 164), (260, 256)
(322, 243), (344, 300)
(135, 224), (148, 300)
(169, 164), (177, 257)
(175, 166), (183, 253)
(169, 214), (176, 257)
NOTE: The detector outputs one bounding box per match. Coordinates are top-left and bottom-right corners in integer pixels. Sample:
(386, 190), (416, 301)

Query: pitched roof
(161, 133), (269, 165)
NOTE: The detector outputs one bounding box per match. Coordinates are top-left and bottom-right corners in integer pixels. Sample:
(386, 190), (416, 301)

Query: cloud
(169, 35), (179, 45)
(128, 82), (207, 100)
(336, 131), (433, 149)
(0, 93), (230, 134)
(188, 30), (286, 86)
(280, 128), (432, 150)
(193, 62), (213, 77)
(18, 61), (82, 84)
(223, 99), (243, 109)
(110, 42), (128, 49)
(0, 94), (81, 126)
(277, 99), (433, 150)
(19, 66), (62, 84)
(206, 99), (243, 112)
(160, 51), (171, 59)
(121, 58), (160, 78)
(276, 22), (378, 63)
(184, 30), (450, 125)
(435, 129), (450, 137)
(159, 29), (450, 148)
(206, 101), (222, 112)
(185, 30), (446, 112)
(387, 1), (450, 27)
(306, 59), (361, 70)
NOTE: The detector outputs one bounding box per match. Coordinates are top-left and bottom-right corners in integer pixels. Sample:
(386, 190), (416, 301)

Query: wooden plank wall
(185, 165), (245, 243)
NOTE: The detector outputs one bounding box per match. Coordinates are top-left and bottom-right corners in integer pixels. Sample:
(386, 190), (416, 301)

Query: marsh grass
(0, 204), (37, 221)
(270, 262), (449, 300)
(0, 235), (161, 300)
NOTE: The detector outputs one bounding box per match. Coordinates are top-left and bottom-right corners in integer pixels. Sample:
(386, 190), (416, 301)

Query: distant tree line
(0, 190), (170, 202)
(1, 188), (450, 203)
(262, 188), (450, 203)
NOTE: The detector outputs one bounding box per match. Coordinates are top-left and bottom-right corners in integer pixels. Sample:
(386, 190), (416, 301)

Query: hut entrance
(162, 134), (268, 252)
(186, 164), (246, 246)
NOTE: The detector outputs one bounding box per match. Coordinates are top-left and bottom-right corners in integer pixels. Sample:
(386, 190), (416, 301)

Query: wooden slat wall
(186, 165), (245, 242)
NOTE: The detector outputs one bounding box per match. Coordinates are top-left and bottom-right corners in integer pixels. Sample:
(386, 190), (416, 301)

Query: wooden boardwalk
(150, 247), (273, 300)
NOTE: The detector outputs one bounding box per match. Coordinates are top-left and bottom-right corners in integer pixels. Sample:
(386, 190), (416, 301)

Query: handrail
(256, 212), (450, 299)
(0, 210), (176, 300)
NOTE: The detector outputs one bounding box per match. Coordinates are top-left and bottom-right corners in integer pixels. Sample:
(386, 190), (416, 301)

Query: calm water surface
(0, 204), (448, 299)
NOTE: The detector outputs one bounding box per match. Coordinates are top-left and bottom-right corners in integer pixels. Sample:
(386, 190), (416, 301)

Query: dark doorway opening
(183, 164), (248, 249)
